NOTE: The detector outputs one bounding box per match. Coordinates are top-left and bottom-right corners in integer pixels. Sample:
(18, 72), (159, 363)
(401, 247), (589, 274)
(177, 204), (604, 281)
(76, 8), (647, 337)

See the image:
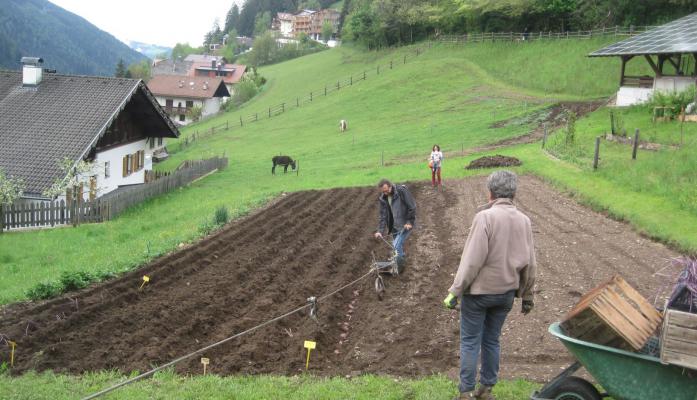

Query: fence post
(226, 121), (229, 130)
(281, 103), (285, 113)
(255, 113), (258, 121)
(404, 55), (407, 64)
(593, 136), (601, 170)
(363, 71), (366, 80)
(337, 81), (340, 90)
(325, 86), (327, 96)
(542, 123), (548, 148)
(390, 60), (393, 69)
(610, 111), (615, 135)
(632, 129), (639, 160)
(377, 65), (380, 75)
(269, 107), (271, 118)
(0, 204), (4, 233)
(350, 76), (353, 85)
(310, 91), (313, 101)
(240, 116), (243, 126)
(297, 97), (299, 107)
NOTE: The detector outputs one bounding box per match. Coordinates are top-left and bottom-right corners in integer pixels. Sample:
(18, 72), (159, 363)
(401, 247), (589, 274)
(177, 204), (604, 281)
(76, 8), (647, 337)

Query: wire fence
(174, 47), (427, 151)
(81, 268), (378, 400)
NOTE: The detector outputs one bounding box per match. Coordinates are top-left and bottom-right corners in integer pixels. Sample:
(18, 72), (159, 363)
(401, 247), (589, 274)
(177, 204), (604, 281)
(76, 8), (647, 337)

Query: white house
(589, 12), (697, 106)
(0, 57), (180, 204)
(147, 75), (230, 126)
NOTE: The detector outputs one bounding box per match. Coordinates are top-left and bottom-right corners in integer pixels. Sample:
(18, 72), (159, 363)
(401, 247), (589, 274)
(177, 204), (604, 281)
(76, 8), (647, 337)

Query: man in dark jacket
(374, 179), (416, 266)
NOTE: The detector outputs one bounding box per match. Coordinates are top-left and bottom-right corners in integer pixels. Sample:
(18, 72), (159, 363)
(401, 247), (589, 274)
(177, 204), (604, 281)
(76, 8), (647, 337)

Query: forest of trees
(0, 0), (145, 76)
(342, 0), (697, 48)
(201, 0), (697, 51)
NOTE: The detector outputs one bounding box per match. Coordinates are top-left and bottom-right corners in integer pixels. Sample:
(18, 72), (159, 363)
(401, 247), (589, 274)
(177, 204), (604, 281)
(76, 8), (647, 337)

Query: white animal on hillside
(339, 119), (348, 132)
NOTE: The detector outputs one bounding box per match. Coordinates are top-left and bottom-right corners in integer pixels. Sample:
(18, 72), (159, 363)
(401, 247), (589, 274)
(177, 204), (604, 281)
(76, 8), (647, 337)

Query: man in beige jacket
(443, 170), (536, 400)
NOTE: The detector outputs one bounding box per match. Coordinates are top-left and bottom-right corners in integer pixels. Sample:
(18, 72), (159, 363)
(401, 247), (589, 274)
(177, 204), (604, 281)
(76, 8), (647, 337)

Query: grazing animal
(339, 119), (348, 132)
(272, 155), (296, 175)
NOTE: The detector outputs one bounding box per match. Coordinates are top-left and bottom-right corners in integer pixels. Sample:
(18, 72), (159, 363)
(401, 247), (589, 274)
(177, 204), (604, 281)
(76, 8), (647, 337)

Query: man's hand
(522, 300), (534, 315)
(374, 232), (383, 239)
(404, 223), (413, 230)
(443, 293), (457, 309)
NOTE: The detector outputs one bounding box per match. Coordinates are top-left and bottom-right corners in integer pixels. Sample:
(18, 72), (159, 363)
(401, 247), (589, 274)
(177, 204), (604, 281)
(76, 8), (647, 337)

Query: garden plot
(0, 177), (678, 382)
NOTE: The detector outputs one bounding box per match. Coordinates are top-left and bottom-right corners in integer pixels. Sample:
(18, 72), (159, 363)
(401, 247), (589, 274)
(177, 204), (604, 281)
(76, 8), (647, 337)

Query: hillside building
(590, 12), (697, 106)
(272, 9), (340, 40)
(146, 75), (230, 126)
(0, 57), (179, 203)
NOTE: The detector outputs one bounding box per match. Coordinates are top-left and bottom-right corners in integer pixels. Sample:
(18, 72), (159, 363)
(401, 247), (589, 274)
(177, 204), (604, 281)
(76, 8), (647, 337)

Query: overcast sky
(49, 0), (243, 48)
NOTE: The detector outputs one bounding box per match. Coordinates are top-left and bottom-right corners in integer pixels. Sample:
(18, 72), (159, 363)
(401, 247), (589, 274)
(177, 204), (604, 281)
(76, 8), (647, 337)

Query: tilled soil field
(0, 177), (679, 382)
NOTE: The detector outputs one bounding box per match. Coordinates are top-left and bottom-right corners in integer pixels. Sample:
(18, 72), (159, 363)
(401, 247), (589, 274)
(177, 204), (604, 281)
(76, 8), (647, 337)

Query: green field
(1, 36), (696, 398)
(0, 371), (539, 400)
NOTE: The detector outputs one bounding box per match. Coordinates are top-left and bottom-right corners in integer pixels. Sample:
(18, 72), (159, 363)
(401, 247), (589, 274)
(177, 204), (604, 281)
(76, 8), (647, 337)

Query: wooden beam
(645, 55), (661, 77)
(620, 55), (630, 86)
(666, 54), (680, 73)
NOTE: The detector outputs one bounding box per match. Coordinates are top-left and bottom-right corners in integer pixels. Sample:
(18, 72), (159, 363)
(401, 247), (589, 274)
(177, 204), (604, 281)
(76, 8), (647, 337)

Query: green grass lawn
(0, 370), (538, 400)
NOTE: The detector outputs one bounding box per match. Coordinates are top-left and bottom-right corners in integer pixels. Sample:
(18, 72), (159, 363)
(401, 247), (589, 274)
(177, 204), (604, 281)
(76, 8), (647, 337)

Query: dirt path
(0, 177), (679, 382)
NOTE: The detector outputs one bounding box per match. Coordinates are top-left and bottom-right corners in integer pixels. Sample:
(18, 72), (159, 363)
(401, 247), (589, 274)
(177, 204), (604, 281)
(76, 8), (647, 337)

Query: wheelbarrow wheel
(546, 377), (602, 400)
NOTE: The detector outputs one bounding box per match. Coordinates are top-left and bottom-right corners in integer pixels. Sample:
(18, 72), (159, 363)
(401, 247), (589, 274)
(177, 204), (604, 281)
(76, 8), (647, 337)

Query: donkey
(272, 155), (296, 175)
(339, 119), (348, 132)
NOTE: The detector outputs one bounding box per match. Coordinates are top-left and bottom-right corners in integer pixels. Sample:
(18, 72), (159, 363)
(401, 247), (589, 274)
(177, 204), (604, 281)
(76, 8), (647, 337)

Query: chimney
(21, 57), (44, 86)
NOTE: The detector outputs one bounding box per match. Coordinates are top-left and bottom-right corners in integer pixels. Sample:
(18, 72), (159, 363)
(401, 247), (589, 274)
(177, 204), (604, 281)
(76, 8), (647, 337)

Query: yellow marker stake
(200, 357), (209, 375)
(8, 341), (16, 367)
(139, 275), (150, 290)
(304, 340), (316, 370)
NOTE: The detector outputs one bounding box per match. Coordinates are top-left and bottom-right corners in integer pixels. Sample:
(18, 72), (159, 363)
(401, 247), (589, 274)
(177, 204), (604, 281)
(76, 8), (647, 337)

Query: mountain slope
(0, 0), (146, 76)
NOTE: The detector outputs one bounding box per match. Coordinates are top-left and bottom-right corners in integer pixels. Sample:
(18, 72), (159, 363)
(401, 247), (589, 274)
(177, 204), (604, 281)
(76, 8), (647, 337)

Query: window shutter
(131, 153), (137, 172)
(122, 156), (128, 177)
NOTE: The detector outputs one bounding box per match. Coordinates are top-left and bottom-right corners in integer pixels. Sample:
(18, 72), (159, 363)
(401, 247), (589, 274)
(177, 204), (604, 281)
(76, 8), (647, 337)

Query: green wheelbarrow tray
(531, 322), (697, 400)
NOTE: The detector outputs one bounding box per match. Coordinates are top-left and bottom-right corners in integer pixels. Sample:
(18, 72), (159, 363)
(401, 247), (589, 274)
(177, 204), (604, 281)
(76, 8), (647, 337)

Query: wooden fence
(0, 199), (103, 231)
(435, 25), (655, 44)
(0, 156), (228, 232)
(175, 47), (425, 149)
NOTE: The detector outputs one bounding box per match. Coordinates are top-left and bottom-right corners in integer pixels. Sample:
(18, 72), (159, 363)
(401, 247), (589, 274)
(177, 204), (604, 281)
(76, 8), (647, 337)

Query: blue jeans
(392, 228), (412, 258)
(459, 290), (515, 393)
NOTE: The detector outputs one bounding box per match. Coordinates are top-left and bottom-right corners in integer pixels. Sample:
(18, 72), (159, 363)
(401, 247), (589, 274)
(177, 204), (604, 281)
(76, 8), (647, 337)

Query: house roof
(152, 59), (194, 76)
(277, 12), (294, 21)
(590, 12), (697, 57)
(147, 75), (230, 99)
(184, 54), (223, 63)
(0, 71), (179, 197)
(191, 63), (246, 84)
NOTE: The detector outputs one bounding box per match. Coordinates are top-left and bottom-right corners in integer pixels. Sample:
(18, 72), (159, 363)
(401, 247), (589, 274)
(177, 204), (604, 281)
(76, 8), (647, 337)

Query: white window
(104, 161), (110, 178)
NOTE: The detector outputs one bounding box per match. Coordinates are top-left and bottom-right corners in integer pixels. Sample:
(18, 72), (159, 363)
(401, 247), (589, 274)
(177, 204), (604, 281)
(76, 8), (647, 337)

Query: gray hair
(487, 170), (517, 199)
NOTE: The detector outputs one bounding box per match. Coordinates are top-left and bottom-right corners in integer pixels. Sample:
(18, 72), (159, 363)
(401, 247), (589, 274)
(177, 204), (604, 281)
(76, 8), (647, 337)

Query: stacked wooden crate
(561, 275), (662, 351)
(660, 308), (697, 369)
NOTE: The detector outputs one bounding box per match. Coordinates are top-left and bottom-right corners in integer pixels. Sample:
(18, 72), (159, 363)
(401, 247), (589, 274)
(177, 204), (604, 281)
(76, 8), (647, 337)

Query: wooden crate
(660, 309), (697, 369)
(561, 275), (662, 351)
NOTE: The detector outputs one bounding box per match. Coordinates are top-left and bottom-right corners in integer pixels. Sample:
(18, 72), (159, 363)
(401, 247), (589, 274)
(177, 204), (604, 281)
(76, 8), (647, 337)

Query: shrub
(26, 281), (62, 300)
(60, 271), (93, 291)
(197, 219), (215, 236)
(214, 205), (230, 226)
(646, 86), (697, 117)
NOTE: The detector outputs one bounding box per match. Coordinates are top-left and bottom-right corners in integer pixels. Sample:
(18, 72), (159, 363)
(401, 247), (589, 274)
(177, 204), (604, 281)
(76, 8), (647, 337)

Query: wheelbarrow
(532, 322), (697, 400)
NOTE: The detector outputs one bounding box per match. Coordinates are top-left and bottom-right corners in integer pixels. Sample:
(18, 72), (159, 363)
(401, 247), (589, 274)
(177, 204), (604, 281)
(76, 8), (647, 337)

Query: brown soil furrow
(0, 177), (681, 384)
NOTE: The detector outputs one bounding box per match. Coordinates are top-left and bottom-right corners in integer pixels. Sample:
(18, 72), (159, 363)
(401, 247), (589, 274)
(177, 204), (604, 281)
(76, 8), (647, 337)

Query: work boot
(474, 385), (495, 400)
(453, 391), (476, 400)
